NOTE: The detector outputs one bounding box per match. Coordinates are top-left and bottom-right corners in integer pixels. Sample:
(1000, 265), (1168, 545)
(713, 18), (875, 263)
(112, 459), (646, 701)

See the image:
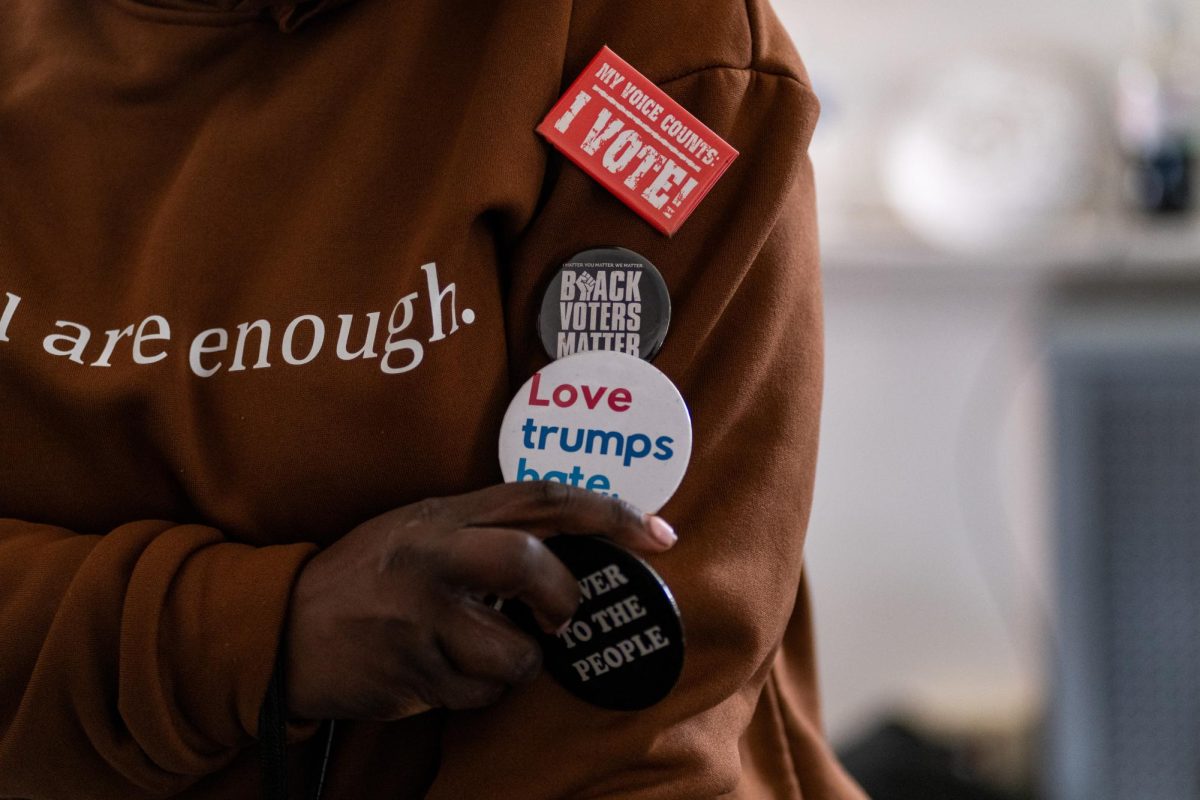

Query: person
(0, 0), (866, 797)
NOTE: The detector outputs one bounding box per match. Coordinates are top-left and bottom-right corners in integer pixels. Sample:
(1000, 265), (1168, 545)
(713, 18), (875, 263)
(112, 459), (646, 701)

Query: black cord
(311, 721), (337, 800)
(259, 646), (337, 800)
(259, 646), (290, 800)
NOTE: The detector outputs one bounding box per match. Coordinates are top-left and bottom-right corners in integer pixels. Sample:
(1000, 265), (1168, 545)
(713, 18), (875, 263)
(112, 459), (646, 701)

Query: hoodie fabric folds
(0, 1), (866, 797)
(111, 0), (356, 32)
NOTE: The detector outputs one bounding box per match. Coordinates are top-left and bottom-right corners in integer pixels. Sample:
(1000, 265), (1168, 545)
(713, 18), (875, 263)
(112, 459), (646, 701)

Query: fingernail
(647, 515), (677, 547)
(536, 611), (573, 636)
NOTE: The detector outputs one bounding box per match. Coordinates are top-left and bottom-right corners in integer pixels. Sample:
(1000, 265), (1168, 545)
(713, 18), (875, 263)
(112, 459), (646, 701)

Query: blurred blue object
(1047, 285), (1200, 800)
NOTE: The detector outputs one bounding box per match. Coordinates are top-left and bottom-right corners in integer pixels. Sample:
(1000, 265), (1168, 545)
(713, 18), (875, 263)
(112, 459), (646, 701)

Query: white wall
(768, 0), (1177, 742)
(805, 268), (1052, 741)
(779, 0), (1163, 98)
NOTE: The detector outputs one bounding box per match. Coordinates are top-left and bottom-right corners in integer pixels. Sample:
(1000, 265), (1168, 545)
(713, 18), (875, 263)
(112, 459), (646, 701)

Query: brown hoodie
(0, 1), (865, 798)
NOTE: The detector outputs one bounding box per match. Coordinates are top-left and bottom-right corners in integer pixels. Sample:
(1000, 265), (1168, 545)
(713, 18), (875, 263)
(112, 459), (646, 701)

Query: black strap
(259, 646), (337, 800)
(259, 647), (290, 800)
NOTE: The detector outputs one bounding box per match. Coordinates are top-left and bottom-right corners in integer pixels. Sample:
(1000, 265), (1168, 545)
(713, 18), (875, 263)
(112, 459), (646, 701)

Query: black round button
(503, 535), (685, 711)
(538, 247), (671, 363)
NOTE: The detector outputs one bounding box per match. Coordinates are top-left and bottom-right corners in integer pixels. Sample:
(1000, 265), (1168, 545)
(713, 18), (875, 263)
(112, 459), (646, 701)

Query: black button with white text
(538, 247), (671, 362)
(503, 535), (684, 711)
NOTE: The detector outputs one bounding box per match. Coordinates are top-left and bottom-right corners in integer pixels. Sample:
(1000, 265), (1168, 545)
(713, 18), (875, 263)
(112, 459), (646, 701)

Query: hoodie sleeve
(0, 518), (316, 799)
(428, 5), (834, 797)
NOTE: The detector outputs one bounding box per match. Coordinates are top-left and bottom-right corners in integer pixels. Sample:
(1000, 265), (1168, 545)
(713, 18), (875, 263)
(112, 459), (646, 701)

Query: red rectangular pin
(537, 46), (739, 237)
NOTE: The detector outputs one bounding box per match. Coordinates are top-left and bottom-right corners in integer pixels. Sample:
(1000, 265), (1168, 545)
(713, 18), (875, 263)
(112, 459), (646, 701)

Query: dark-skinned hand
(284, 481), (677, 721)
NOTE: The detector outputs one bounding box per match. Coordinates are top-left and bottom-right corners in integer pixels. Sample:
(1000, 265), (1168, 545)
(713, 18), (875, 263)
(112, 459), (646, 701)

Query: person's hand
(284, 482), (677, 721)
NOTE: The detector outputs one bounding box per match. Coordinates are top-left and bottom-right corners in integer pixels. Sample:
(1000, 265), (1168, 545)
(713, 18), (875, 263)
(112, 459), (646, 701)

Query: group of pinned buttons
(496, 247), (691, 711)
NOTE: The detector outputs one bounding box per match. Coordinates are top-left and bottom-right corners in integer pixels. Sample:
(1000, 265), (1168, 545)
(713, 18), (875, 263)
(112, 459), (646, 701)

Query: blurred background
(772, 0), (1200, 798)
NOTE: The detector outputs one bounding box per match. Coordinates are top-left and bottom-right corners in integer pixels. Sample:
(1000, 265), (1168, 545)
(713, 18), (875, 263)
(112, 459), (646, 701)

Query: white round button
(498, 351), (692, 514)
